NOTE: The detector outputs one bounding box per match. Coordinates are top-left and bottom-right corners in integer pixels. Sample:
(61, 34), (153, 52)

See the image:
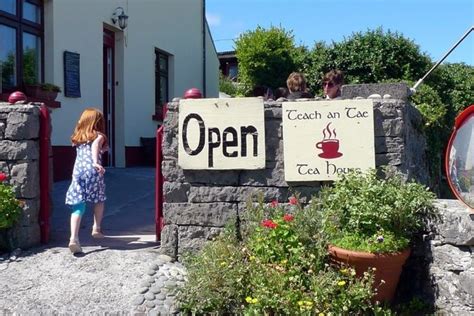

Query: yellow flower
(220, 261), (226, 266)
(337, 280), (346, 286)
(340, 268), (348, 274)
(318, 313), (325, 316)
(249, 256), (255, 261)
(298, 301), (304, 306)
(251, 298), (258, 304)
(305, 301), (313, 306)
(281, 259), (288, 264)
(245, 296), (252, 303)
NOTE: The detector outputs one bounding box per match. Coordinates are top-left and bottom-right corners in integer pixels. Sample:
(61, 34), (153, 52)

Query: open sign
(178, 98), (266, 170)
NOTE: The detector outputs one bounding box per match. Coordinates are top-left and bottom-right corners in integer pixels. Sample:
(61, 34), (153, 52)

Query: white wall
(44, 0), (218, 166)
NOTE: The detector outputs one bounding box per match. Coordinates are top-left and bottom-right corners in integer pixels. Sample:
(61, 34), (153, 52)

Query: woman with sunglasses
(322, 70), (344, 100)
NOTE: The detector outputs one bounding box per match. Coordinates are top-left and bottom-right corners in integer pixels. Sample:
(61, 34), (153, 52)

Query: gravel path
(0, 244), (162, 315)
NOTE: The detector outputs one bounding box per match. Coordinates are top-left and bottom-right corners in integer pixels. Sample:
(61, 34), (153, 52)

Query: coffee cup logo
(316, 123), (343, 159)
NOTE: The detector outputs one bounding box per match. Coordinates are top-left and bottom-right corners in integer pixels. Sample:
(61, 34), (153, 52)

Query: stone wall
(398, 199), (473, 314)
(160, 83), (430, 258)
(0, 103), (49, 250)
(160, 82), (473, 313)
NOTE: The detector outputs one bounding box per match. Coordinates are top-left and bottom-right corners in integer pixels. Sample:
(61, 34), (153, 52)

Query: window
(0, 0), (43, 94)
(154, 49), (170, 120)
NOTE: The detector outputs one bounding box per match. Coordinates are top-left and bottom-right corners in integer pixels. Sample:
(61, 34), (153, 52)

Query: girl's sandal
(91, 227), (105, 239)
(68, 240), (82, 254)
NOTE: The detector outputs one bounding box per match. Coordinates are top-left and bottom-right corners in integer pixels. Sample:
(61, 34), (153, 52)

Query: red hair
(71, 108), (107, 145)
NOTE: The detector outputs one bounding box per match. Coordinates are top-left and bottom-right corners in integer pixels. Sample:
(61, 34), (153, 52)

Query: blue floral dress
(65, 141), (106, 205)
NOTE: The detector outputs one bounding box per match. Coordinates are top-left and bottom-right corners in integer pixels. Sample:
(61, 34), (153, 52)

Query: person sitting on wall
(322, 69), (344, 100)
(286, 72), (313, 100)
(274, 87), (289, 100)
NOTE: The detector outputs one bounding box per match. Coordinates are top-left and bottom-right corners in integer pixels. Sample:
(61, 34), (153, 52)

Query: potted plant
(0, 172), (23, 251)
(25, 83), (61, 101)
(320, 169), (436, 303)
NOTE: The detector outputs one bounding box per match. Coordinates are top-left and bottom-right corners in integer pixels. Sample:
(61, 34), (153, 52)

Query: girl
(65, 108), (108, 254)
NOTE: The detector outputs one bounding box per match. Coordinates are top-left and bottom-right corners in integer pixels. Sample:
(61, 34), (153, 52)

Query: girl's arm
(92, 134), (105, 175)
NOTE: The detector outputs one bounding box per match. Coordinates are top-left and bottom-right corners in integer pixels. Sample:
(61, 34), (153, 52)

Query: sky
(206, 0), (474, 66)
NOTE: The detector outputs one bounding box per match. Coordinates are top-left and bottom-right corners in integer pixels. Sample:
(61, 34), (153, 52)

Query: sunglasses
(323, 81), (335, 88)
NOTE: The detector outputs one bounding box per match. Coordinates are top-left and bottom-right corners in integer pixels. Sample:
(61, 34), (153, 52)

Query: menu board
(63, 51), (81, 98)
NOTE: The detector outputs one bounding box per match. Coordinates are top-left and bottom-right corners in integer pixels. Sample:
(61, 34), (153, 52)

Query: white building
(0, 0), (219, 180)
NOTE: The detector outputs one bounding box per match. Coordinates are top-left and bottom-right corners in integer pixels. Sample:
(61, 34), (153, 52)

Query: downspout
(202, 0), (206, 97)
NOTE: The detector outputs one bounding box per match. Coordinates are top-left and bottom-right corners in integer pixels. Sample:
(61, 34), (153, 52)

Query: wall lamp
(111, 7), (129, 30)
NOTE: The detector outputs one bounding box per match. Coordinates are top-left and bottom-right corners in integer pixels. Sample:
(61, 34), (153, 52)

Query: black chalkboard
(63, 51), (81, 98)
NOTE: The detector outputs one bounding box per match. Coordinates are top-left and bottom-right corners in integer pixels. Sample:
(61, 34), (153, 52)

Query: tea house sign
(282, 100), (375, 181)
(178, 98), (266, 170)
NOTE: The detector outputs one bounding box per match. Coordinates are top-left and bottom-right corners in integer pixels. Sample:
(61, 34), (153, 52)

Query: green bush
(0, 173), (22, 229)
(321, 169), (437, 253)
(219, 73), (237, 96)
(178, 195), (387, 315)
(235, 26), (299, 92)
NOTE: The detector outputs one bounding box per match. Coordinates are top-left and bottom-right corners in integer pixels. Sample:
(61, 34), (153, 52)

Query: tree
(235, 26), (298, 94)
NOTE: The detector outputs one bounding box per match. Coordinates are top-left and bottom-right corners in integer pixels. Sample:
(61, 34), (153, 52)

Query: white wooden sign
(178, 98), (266, 170)
(282, 100), (375, 181)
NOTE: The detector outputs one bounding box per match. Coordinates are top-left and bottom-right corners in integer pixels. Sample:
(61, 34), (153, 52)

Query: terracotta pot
(328, 245), (411, 303)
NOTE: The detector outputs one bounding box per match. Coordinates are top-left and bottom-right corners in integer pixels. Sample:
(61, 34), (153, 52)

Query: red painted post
(39, 104), (51, 243)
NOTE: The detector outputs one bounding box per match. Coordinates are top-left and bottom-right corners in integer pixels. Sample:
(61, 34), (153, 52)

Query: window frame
(0, 0), (43, 93)
(154, 48), (170, 121)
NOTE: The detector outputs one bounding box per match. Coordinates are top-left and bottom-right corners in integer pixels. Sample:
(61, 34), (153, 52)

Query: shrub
(178, 195), (387, 315)
(321, 169), (437, 253)
(0, 172), (22, 229)
(219, 73), (237, 96)
(235, 26), (298, 92)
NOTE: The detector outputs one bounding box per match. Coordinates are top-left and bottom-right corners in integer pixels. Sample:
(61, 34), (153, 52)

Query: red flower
(283, 214), (294, 222)
(261, 219), (278, 229)
(269, 200), (279, 208)
(0, 173), (7, 182)
(288, 196), (298, 205)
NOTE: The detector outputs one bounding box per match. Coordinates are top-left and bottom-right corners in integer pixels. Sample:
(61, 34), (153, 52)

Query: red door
(103, 29), (115, 166)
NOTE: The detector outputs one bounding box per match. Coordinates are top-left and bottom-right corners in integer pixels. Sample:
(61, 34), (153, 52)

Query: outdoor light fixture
(111, 7), (128, 30)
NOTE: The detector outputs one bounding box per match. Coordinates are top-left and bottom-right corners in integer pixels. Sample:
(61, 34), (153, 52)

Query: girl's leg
(92, 202), (105, 238)
(69, 202), (85, 253)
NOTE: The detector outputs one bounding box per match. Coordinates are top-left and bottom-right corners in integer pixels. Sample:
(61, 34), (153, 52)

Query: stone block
(177, 226), (224, 256)
(160, 224), (178, 259)
(163, 202), (237, 227)
(0, 140), (39, 160)
(265, 120), (282, 139)
(18, 199), (40, 226)
(431, 244), (472, 271)
(188, 186), (288, 203)
(11, 161), (39, 199)
(375, 152), (403, 166)
(0, 104), (39, 114)
(459, 268), (474, 299)
(431, 267), (473, 312)
(265, 138), (283, 162)
(433, 200), (474, 246)
(162, 132), (178, 159)
(239, 160), (286, 186)
(163, 111), (178, 131)
(374, 137), (404, 154)
(264, 106), (282, 119)
(0, 121), (5, 138)
(5, 111), (39, 140)
(373, 101), (403, 118)
(341, 83), (409, 100)
(15, 223), (41, 249)
(163, 182), (190, 203)
(163, 160), (241, 185)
